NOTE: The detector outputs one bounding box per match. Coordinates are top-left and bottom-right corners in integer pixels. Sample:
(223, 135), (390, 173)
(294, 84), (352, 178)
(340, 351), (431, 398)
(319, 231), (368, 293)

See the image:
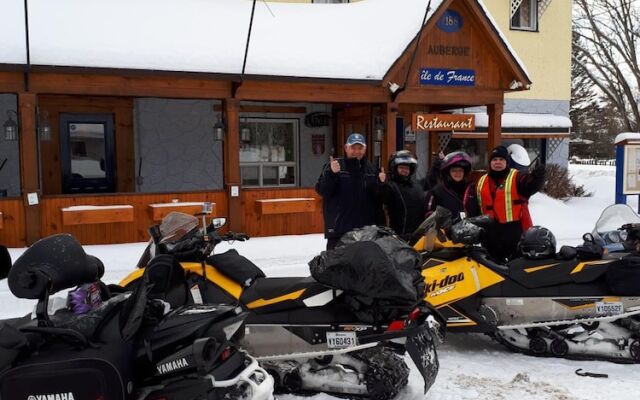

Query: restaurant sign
(420, 68), (475, 87)
(412, 113), (475, 132)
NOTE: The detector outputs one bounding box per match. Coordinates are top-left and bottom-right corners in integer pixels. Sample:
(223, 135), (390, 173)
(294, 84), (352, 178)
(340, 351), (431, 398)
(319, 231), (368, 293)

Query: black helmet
(388, 150), (417, 181)
(441, 151), (472, 176)
(518, 226), (556, 259)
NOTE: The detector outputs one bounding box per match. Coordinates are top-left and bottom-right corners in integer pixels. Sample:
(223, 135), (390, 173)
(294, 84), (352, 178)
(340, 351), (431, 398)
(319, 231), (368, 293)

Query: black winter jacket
(315, 157), (383, 239)
(425, 178), (469, 220)
(380, 178), (426, 240)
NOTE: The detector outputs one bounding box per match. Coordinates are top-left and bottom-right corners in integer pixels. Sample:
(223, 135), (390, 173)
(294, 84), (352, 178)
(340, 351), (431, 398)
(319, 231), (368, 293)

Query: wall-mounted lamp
(213, 113), (225, 142)
(388, 82), (401, 94)
(3, 110), (18, 141)
(240, 117), (251, 143)
(374, 116), (385, 142)
(509, 80), (523, 90)
(38, 109), (51, 141)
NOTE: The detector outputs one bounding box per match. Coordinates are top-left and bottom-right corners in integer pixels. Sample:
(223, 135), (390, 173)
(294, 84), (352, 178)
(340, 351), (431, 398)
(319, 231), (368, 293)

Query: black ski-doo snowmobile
(412, 205), (640, 363)
(0, 234), (273, 400)
(120, 212), (443, 399)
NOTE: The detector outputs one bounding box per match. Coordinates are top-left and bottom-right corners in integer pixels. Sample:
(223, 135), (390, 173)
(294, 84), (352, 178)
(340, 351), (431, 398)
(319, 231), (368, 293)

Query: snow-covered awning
(614, 132), (640, 144)
(474, 113), (572, 129)
(1, 0), (529, 82)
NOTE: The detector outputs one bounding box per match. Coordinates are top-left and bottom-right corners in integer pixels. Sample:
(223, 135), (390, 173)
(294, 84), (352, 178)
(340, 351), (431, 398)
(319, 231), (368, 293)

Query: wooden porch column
(223, 98), (242, 232)
(487, 102), (503, 161)
(18, 93), (41, 245)
(382, 102), (398, 167)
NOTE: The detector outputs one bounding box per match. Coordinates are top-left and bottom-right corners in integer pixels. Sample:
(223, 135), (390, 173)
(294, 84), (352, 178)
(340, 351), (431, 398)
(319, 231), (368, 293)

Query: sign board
(420, 68), (475, 87)
(623, 145), (640, 194)
(412, 113), (475, 132)
(437, 9), (463, 33)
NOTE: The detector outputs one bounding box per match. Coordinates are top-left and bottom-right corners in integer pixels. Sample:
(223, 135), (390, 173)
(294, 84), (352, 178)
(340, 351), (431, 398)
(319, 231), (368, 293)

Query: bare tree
(573, 0), (640, 132)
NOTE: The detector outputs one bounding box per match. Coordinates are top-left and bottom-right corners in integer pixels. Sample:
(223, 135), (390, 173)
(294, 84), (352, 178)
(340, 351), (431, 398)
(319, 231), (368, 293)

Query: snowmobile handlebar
(469, 249), (510, 276)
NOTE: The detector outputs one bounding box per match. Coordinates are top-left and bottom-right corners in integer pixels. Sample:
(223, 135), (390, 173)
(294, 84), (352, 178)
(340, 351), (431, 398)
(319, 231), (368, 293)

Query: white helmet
(507, 144), (531, 171)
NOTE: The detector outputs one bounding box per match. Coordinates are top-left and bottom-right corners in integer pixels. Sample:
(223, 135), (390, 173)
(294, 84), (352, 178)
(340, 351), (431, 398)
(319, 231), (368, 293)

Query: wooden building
(0, 0), (532, 246)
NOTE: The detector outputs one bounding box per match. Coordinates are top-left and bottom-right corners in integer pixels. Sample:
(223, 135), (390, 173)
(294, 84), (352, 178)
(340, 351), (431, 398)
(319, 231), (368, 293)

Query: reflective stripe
(504, 169), (516, 221)
(476, 174), (488, 211)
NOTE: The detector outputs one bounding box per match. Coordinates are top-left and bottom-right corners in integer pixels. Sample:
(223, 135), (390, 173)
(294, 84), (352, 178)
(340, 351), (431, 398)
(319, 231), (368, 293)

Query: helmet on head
(388, 150), (417, 181)
(518, 226), (556, 259)
(441, 151), (472, 176)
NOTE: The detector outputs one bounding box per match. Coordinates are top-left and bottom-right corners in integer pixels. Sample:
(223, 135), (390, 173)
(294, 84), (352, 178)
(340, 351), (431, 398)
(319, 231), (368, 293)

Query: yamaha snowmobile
(0, 234), (274, 400)
(120, 211), (443, 399)
(411, 205), (640, 363)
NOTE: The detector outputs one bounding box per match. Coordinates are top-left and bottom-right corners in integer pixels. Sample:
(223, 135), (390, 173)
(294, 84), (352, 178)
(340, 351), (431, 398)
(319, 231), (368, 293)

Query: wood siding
(0, 199), (26, 247)
(242, 188), (323, 237)
(39, 191), (227, 245)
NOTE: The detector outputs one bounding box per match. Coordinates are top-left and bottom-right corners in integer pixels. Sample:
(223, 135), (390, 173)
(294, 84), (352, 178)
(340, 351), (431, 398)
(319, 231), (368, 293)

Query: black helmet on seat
(518, 226), (557, 259)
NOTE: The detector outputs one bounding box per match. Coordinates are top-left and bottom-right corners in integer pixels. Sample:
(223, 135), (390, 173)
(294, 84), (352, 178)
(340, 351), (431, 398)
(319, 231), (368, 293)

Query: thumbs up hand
(379, 167), (386, 183)
(330, 156), (341, 173)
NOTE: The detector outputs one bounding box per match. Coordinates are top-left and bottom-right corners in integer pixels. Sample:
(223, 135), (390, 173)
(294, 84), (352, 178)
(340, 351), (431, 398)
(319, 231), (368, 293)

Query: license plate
(326, 331), (357, 348)
(595, 301), (624, 315)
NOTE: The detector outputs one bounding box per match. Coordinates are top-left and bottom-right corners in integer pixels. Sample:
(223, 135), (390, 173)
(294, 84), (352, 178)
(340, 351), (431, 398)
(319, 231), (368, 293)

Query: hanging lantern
(3, 110), (18, 141)
(213, 113), (225, 142)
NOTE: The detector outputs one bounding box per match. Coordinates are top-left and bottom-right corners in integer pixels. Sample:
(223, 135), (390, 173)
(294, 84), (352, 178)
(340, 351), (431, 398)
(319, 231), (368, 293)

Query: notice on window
(623, 145), (640, 194)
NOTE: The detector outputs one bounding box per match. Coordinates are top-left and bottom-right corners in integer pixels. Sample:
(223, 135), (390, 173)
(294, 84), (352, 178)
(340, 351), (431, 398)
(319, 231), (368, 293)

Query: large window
(239, 118), (298, 187)
(60, 113), (115, 194)
(510, 0), (538, 31)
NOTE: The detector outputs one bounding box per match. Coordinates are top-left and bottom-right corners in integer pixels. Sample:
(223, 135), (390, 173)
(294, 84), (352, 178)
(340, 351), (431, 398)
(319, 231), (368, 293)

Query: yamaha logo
(157, 357), (190, 375)
(27, 393), (75, 400)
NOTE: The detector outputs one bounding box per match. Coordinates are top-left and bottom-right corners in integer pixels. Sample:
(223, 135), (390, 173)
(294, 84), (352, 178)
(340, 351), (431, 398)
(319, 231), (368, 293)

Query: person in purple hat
(315, 133), (385, 250)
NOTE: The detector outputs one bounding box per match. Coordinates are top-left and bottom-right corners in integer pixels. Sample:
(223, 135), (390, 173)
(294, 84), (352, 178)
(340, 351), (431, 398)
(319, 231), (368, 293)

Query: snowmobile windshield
(593, 204), (640, 244)
(159, 212), (199, 244)
(409, 206), (452, 246)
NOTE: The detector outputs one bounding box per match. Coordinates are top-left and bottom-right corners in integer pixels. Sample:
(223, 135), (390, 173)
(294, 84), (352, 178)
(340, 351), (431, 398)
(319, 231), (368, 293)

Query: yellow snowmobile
(412, 206), (640, 363)
(120, 211), (442, 399)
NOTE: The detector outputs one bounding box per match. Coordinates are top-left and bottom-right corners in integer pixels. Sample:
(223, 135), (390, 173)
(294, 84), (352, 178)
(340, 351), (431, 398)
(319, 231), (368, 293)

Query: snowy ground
(3, 164), (640, 399)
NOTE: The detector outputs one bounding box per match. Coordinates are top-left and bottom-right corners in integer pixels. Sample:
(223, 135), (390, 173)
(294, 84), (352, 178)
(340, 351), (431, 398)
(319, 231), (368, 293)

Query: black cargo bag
(606, 254), (640, 295)
(0, 342), (133, 400)
(309, 226), (424, 305)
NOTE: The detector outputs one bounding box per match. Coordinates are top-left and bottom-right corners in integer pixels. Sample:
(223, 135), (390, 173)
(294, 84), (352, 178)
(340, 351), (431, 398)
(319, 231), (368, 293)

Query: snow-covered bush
(542, 164), (591, 200)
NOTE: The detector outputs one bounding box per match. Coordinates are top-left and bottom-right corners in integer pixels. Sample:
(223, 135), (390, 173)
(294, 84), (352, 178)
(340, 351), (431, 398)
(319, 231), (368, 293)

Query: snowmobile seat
(240, 276), (335, 314)
(506, 256), (612, 289)
(8, 234), (104, 300)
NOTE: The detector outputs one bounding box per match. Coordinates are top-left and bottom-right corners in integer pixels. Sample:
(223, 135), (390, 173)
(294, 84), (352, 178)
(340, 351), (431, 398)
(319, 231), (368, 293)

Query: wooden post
(382, 102), (398, 168)
(487, 102), (503, 161)
(223, 98), (242, 232)
(18, 93), (41, 245)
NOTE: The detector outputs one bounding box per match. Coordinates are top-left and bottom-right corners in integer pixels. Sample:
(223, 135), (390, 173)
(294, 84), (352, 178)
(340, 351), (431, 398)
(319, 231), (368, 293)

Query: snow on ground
(2, 164), (640, 399)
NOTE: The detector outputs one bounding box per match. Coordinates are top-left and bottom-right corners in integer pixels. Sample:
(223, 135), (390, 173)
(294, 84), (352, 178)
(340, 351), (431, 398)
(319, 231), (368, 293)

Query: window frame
(59, 113), (115, 194)
(239, 117), (299, 188)
(510, 0), (539, 32)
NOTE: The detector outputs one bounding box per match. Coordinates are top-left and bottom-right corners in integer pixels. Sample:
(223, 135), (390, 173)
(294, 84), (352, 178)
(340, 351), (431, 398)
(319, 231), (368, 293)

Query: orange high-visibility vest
(476, 169), (531, 230)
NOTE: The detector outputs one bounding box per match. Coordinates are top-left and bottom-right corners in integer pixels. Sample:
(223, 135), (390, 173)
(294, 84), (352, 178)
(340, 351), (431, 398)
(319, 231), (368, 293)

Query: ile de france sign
(412, 113), (475, 132)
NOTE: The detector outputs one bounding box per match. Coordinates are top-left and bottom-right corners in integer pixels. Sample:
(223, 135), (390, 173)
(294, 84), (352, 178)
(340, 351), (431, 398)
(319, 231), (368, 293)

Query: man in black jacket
(380, 150), (426, 241)
(315, 133), (384, 250)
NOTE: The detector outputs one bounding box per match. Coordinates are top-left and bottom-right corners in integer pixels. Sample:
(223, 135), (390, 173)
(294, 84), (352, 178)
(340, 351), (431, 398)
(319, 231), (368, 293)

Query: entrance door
(59, 113), (115, 194)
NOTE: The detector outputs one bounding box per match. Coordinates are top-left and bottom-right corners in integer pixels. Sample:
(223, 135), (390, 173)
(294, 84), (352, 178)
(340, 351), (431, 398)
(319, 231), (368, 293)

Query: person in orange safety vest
(464, 145), (545, 262)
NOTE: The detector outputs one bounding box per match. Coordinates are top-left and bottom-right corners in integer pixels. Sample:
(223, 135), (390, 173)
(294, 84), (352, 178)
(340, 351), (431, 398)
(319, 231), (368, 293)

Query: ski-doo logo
(157, 357), (190, 375)
(427, 272), (465, 293)
(27, 393), (75, 400)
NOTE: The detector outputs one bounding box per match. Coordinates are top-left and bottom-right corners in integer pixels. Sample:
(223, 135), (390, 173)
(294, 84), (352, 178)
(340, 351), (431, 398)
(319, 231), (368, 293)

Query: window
(239, 118), (298, 187)
(510, 0), (538, 31)
(60, 113), (115, 193)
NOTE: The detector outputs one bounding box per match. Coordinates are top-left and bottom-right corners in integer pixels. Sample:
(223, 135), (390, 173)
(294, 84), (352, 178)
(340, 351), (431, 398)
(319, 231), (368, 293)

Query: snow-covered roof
(474, 113), (572, 129)
(1, 0), (528, 82)
(614, 132), (640, 144)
